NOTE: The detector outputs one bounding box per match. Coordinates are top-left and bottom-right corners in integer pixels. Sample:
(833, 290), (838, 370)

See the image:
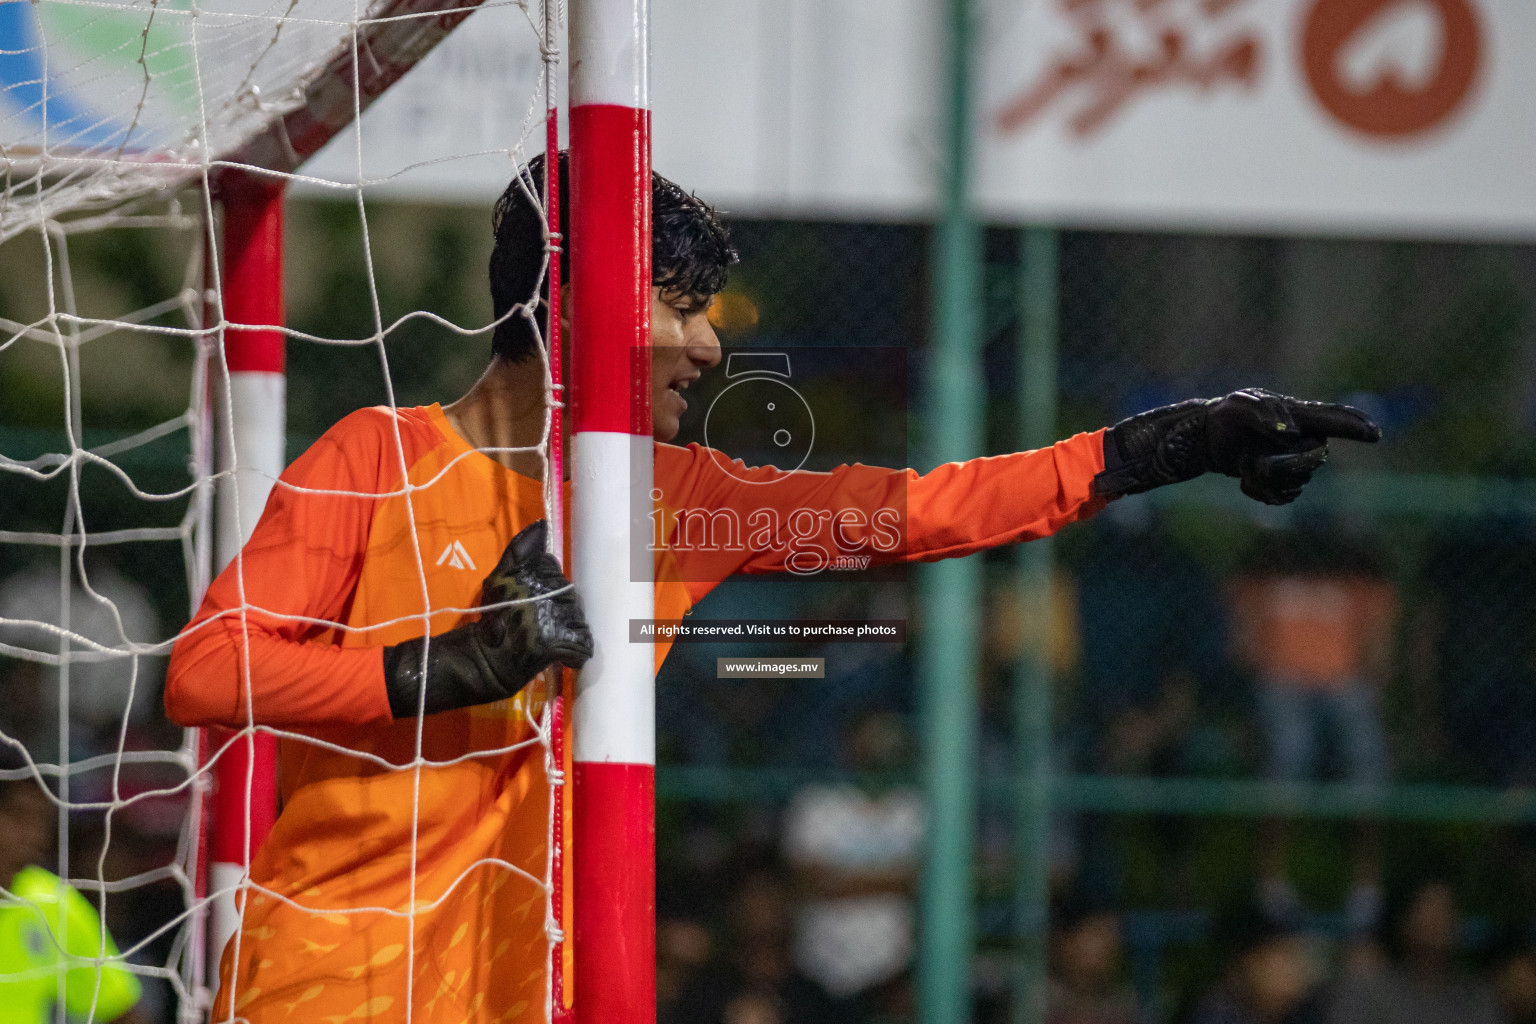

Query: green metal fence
(656, 207), (1536, 1024)
(8, 177), (1536, 1023)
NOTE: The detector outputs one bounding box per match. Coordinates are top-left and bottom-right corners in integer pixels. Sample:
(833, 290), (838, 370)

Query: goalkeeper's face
(650, 287), (721, 442)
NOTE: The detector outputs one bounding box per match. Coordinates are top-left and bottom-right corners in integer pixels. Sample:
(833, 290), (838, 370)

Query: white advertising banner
(294, 0), (1534, 238)
(293, 2), (551, 203)
(978, 0), (1536, 237)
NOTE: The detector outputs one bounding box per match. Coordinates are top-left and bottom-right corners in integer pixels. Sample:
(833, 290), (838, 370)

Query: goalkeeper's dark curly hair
(489, 151), (737, 363)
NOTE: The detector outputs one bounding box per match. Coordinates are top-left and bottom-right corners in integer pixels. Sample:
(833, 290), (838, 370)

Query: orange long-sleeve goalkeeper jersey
(165, 402), (1105, 1023)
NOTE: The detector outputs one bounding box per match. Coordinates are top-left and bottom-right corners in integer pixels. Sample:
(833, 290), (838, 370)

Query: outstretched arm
(654, 429), (1108, 581)
(655, 389), (1379, 585)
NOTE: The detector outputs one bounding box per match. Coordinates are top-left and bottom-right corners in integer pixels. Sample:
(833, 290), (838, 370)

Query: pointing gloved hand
(1091, 388), (1382, 505)
(382, 519), (592, 718)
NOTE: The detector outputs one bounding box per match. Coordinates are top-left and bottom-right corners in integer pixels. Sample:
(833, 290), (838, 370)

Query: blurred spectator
(1492, 927), (1536, 1024)
(1187, 904), (1323, 1024)
(1046, 893), (1146, 1024)
(0, 658), (49, 768)
(669, 872), (853, 1024)
(1072, 526), (1232, 904)
(1412, 536), (1536, 785)
(0, 563), (163, 763)
(1230, 533), (1395, 931)
(1324, 878), (1505, 1024)
(781, 710), (921, 1008)
(658, 579), (890, 770)
(0, 747), (148, 1024)
(785, 582), (912, 771)
(1075, 527), (1229, 778)
(975, 574), (1082, 893)
(658, 912), (715, 1024)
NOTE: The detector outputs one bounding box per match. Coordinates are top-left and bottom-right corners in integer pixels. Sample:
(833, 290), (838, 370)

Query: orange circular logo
(1302, 0), (1482, 138)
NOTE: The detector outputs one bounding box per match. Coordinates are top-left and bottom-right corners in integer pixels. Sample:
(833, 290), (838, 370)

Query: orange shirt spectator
(1232, 575), (1396, 691)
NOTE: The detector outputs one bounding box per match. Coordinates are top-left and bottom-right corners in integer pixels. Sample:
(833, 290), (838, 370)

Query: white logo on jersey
(435, 540), (477, 571)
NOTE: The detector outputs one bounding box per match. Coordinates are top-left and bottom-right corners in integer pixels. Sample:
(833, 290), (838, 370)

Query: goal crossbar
(0, 0), (494, 244)
(227, 0), (491, 179)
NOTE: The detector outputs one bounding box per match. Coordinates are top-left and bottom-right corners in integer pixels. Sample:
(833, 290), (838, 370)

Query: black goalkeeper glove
(1091, 388), (1381, 505)
(381, 520), (593, 718)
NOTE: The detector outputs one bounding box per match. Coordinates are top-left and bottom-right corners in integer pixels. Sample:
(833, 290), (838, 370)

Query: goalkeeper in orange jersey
(164, 152), (1379, 1023)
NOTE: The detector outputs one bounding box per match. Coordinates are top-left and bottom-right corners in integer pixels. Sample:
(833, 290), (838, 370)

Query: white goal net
(0, 0), (566, 1020)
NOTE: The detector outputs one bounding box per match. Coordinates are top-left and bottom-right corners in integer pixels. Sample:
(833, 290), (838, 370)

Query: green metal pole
(1011, 228), (1059, 1024)
(918, 0), (983, 1018)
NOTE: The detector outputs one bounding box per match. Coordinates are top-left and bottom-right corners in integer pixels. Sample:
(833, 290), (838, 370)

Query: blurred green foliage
(282, 198), (492, 435)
